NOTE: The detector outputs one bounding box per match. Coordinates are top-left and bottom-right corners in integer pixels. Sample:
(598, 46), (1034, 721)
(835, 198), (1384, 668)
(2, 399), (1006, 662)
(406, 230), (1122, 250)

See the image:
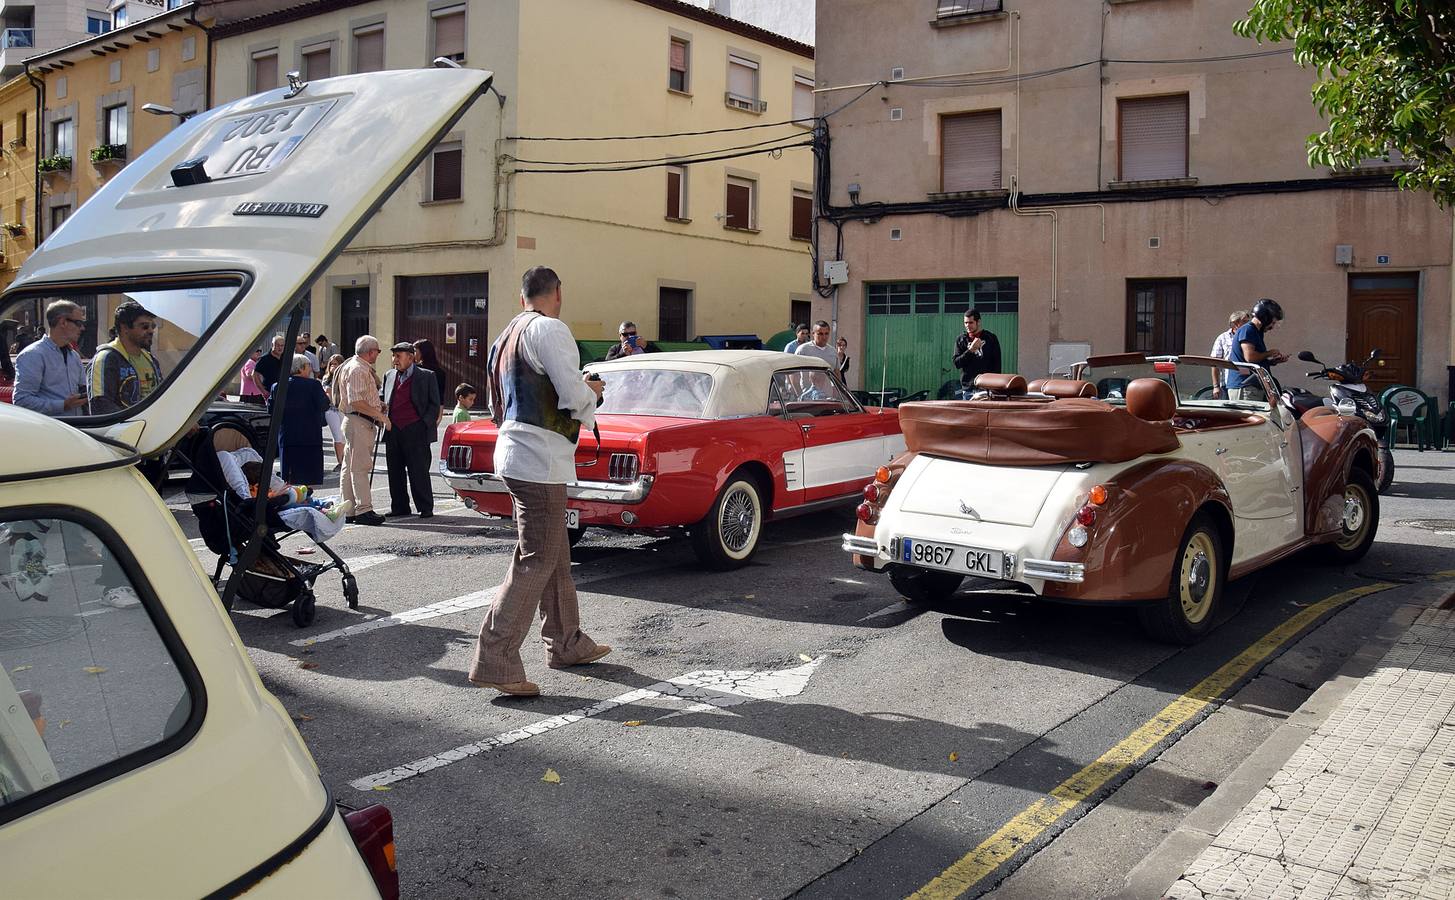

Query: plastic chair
(1381, 386), (1435, 451)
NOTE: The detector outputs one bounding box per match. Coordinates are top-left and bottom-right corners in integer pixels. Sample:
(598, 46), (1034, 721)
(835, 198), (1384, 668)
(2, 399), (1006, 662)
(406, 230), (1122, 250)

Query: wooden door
(1346, 274), (1418, 392)
(339, 287), (370, 361)
(395, 273), (489, 402)
(1125, 279), (1187, 355)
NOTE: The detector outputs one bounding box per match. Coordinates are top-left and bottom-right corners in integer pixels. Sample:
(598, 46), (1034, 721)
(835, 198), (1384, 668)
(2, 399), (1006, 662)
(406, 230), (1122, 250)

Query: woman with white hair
(268, 352), (330, 487)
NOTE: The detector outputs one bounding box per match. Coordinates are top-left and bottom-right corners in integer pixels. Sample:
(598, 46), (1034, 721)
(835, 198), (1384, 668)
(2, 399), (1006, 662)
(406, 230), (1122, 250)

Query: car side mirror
(1296, 350), (1318, 363)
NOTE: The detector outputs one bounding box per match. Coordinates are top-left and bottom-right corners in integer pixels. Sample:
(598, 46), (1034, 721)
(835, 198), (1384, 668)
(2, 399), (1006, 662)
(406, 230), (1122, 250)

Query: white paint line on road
(341, 553), (397, 573)
(349, 657), (824, 791)
(292, 533), (843, 647)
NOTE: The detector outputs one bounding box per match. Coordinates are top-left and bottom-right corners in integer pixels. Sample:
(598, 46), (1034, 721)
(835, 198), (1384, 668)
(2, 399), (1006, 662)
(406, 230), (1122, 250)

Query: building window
(867, 279), (1019, 315)
(16, 197), (26, 228)
(251, 50), (279, 93)
(659, 287), (692, 342)
(86, 12), (110, 35)
(104, 104), (127, 147)
(669, 37), (690, 92)
(726, 54), (760, 110)
(791, 188), (813, 241)
(1118, 94), (1189, 182)
(14, 110), (25, 147)
(941, 110), (1001, 192)
(431, 4), (466, 63)
(791, 298), (812, 330)
(1125, 279), (1187, 354)
(793, 74), (814, 124)
(50, 205), (71, 232)
(724, 175), (756, 230)
(427, 141), (462, 202)
(353, 24), (384, 73)
(936, 0), (1003, 17)
(666, 165), (687, 219)
(112, 6), (127, 28)
(301, 43), (332, 81)
(50, 119), (73, 158)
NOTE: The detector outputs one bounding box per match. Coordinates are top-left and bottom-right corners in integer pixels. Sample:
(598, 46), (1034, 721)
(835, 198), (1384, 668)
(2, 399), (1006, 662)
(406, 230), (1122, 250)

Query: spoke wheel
(1139, 512), (1225, 645)
(1319, 469), (1379, 563)
(691, 474), (764, 570)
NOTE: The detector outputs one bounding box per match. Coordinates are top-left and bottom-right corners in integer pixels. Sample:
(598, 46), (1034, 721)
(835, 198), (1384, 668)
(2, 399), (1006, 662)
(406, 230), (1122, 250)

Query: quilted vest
(487, 311), (582, 443)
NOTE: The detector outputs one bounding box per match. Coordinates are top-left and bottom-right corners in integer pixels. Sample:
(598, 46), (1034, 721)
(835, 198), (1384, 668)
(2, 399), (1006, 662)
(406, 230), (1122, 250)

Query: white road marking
(342, 553), (396, 573)
(292, 534), (843, 647)
(349, 657), (824, 791)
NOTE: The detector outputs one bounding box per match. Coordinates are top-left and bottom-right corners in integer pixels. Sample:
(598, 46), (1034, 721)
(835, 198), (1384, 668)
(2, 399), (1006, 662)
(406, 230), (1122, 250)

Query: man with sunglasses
(87, 301), (164, 415)
(14, 300), (89, 416)
(605, 320), (649, 360)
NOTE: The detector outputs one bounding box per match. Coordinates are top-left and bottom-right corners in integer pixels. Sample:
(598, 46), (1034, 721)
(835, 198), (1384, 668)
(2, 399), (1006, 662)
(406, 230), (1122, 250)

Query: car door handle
(1215, 447), (1228, 455)
(801, 423), (814, 433)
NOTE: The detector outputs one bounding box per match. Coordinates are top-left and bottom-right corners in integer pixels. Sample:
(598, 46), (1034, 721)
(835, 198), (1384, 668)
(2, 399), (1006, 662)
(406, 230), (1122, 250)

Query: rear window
(0, 512), (198, 822)
(595, 369), (714, 418)
(1, 276), (245, 422)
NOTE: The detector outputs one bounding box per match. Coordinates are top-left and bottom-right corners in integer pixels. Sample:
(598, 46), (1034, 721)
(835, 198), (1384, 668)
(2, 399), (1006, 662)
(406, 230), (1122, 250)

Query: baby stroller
(180, 422), (358, 627)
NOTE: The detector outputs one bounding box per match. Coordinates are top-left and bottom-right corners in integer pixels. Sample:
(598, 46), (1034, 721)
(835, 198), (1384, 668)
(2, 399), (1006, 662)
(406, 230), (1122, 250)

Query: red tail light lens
(863, 482), (884, 504)
(1075, 505), (1096, 526)
(342, 803), (399, 900)
(856, 502), (878, 524)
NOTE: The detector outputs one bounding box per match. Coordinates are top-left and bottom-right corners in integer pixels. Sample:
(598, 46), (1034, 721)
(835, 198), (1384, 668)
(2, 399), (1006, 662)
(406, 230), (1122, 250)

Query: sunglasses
(621, 332), (638, 337)
(64, 317), (87, 327)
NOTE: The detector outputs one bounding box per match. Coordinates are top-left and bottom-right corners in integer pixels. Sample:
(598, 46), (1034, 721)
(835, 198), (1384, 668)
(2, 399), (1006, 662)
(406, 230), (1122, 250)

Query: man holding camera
(606, 320), (649, 359)
(469, 267), (611, 697)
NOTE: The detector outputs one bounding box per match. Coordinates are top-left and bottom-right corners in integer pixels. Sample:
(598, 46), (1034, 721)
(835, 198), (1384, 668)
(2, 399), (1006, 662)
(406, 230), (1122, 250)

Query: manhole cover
(0, 616), (85, 651)
(1395, 520), (1455, 534)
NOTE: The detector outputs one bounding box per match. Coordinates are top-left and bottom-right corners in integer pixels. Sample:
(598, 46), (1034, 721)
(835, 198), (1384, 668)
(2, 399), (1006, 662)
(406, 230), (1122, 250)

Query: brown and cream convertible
(843, 353), (1380, 643)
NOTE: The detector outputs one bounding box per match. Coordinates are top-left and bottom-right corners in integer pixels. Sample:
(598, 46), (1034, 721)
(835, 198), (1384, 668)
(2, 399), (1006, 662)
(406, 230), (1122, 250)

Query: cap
(389, 341), (416, 353)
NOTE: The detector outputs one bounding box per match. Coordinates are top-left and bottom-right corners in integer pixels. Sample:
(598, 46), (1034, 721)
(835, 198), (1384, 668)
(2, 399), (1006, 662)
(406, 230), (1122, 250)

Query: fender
(1045, 458), (1232, 602)
(639, 420), (792, 523)
(1297, 408), (1378, 537)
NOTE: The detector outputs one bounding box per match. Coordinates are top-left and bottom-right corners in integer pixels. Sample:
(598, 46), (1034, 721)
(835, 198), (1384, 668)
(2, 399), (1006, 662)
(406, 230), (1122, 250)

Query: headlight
(1367, 409), (1388, 425)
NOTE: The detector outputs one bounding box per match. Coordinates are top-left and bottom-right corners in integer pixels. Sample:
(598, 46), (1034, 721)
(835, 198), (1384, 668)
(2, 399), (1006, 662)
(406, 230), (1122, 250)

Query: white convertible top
(587, 349), (832, 419)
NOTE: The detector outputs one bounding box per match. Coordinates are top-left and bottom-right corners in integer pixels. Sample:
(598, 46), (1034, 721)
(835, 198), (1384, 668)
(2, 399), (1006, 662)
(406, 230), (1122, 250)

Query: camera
(586, 371), (604, 406)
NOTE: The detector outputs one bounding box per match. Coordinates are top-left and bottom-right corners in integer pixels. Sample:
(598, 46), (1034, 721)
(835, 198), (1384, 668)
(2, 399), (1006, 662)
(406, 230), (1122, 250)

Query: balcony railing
(2, 28), (34, 49)
(935, 0), (1003, 17)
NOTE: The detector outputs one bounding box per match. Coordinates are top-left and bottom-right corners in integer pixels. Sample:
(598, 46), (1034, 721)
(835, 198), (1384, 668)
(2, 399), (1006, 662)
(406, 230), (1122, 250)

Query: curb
(1115, 577), (1455, 900)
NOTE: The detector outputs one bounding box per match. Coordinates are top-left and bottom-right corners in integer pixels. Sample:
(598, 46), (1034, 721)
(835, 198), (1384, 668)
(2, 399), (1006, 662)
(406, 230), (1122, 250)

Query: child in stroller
(238, 460), (352, 539)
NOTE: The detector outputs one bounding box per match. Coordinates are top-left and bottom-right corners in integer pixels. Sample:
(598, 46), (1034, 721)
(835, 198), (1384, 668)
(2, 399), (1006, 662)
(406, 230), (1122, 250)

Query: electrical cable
(511, 140), (814, 174)
(506, 131), (813, 167)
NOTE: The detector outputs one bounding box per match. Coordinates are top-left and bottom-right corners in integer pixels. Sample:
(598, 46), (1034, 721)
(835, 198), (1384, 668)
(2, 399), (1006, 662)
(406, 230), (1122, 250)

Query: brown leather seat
(1040, 379), (1097, 399)
(974, 373), (1028, 395)
(1127, 378), (1177, 422)
(1027, 379), (1047, 394)
(898, 398), (1179, 465)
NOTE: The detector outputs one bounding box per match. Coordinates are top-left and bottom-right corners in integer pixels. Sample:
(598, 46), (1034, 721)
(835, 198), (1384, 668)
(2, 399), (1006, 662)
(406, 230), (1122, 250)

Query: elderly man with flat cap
(381, 340), (442, 519)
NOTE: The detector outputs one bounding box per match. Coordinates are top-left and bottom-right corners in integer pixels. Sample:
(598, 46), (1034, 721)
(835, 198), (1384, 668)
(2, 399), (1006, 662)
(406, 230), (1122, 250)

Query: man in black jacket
(952, 309), (1002, 397)
(381, 341), (443, 519)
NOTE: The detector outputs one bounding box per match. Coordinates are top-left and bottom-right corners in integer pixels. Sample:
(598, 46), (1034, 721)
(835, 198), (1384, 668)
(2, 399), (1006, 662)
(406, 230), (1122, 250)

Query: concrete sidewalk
(1163, 601), (1455, 900)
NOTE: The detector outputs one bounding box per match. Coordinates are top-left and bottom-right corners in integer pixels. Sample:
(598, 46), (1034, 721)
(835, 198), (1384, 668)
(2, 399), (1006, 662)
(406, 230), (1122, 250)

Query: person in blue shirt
(13, 300), (89, 417)
(1226, 298), (1288, 401)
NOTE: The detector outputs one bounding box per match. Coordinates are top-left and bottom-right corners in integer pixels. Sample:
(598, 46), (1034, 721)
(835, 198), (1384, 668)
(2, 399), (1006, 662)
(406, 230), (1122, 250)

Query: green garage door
(862, 279), (1019, 398)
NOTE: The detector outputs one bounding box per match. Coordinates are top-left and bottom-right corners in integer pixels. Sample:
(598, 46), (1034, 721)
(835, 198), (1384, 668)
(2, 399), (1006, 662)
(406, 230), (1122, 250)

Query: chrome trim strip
(1021, 559), (1086, 583)
(842, 534), (880, 555)
(438, 463), (655, 503)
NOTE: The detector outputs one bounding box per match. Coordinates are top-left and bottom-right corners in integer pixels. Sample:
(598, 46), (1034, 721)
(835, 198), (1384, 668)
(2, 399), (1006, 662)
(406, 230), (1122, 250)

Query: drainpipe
(186, 4), (213, 110)
(23, 61), (42, 245)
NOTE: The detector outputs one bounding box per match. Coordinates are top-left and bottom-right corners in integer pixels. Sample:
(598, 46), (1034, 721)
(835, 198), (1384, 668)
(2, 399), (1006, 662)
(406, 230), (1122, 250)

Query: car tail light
(608, 453), (640, 482)
(1153, 361), (1177, 374)
(874, 466), (892, 484)
(342, 803), (399, 900)
(863, 482), (885, 504)
(446, 444), (473, 472)
(1088, 484), (1108, 506)
(1075, 505), (1096, 526)
(856, 502), (878, 524)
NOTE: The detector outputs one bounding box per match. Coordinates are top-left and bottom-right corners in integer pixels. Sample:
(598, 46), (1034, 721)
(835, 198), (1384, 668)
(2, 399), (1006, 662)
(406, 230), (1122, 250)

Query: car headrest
(1041, 379), (1097, 399)
(974, 373), (1028, 395)
(1126, 378), (1177, 422)
(1026, 379), (1047, 394)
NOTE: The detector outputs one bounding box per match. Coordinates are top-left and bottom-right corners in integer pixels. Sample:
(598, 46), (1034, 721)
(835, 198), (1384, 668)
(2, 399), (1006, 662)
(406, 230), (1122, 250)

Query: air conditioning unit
(724, 92), (767, 113)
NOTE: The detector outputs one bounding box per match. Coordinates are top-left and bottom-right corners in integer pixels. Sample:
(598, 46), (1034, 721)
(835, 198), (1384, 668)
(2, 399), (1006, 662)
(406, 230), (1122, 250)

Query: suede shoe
(347, 510), (386, 526)
(548, 644), (613, 670)
(468, 678), (541, 697)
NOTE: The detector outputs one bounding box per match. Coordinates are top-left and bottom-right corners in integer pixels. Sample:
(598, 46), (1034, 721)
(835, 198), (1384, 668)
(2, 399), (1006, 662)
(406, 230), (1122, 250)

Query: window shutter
(727, 57), (757, 99)
(666, 168), (682, 218)
(793, 76), (813, 122)
(725, 179), (752, 228)
(1119, 95), (1188, 181)
(432, 146), (462, 201)
(434, 9), (466, 61)
(354, 28), (384, 73)
(252, 53), (278, 92)
(302, 46), (331, 81)
(670, 39), (686, 72)
(791, 191), (812, 240)
(940, 111), (1001, 191)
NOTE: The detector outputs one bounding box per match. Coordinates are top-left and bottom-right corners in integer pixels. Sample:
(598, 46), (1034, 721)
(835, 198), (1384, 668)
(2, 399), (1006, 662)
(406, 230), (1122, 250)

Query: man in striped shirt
(1210, 310), (1251, 398)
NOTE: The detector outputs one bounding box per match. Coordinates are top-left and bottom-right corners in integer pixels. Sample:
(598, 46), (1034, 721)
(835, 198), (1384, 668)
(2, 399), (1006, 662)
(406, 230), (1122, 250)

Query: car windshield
(1, 278), (245, 423)
(595, 368), (715, 418)
(1078, 356), (1271, 410)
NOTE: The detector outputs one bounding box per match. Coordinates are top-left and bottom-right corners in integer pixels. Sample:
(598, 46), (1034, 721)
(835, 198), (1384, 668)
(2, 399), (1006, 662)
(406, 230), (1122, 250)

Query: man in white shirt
(795, 320), (838, 369)
(469, 267), (611, 697)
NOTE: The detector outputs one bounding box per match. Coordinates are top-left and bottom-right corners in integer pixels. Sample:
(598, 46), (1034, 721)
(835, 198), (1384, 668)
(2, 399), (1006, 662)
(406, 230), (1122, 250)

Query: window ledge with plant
(37, 155), (71, 173)
(1107, 176), (1198, 190)
(91, 144), (127, 164)
(2, 222), (25, 237)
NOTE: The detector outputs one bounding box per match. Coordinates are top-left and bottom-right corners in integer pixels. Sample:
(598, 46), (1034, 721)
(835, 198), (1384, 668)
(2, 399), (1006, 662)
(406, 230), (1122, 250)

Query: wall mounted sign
(468, 337), (479, 358)
(445, 322), (458, 345)
(1377, 255), (1391, 265)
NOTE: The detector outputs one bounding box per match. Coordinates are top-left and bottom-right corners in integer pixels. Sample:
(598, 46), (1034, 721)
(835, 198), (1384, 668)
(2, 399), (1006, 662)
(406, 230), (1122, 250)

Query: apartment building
(816, 0), (1453, 401)
(0, 0), (182, 79)
(0, 72), (35, 291)
(211, 0), (816, 396)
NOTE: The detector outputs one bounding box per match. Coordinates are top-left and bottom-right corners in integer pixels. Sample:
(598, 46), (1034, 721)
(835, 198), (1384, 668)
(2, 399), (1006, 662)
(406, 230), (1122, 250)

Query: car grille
(446, 444), (473, 471)
(608, 453), (639, 482)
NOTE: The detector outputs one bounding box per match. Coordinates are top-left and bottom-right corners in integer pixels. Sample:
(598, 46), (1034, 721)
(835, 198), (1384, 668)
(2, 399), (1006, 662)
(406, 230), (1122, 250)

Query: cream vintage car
(843, 355), (1381, 643)
(0, 67), (497, 897)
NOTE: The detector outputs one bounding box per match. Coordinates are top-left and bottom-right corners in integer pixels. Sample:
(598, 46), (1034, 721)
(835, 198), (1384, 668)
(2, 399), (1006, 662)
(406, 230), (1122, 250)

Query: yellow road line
(908, 581), (1394, 900)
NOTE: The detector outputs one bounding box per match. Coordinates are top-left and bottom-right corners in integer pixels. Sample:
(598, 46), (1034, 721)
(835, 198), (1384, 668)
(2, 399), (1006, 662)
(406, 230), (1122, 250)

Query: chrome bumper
(841, 534), (1085, 584)
(438, 463), (655, 504)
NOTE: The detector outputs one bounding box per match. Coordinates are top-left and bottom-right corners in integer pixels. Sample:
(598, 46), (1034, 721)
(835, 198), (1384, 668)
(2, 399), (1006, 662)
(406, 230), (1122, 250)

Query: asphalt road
(161, 448), (1455, 900)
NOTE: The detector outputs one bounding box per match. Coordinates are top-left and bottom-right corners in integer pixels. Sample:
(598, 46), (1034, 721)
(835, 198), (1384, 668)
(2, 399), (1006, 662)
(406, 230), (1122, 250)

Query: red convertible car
(440, 350), (905, 568)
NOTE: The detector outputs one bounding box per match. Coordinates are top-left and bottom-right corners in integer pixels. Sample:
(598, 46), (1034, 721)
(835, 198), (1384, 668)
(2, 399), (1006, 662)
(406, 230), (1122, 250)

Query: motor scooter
(1281, 349), (1394, 493)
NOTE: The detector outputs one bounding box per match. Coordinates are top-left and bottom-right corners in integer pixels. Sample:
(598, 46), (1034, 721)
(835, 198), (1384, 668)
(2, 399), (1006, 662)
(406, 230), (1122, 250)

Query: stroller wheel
(342, 574), (359, 610)
(291, 591), (317, 628)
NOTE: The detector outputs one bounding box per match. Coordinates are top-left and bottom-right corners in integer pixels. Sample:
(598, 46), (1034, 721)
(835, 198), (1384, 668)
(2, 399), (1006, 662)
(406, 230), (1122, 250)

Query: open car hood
(3, 67), (492, 457)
